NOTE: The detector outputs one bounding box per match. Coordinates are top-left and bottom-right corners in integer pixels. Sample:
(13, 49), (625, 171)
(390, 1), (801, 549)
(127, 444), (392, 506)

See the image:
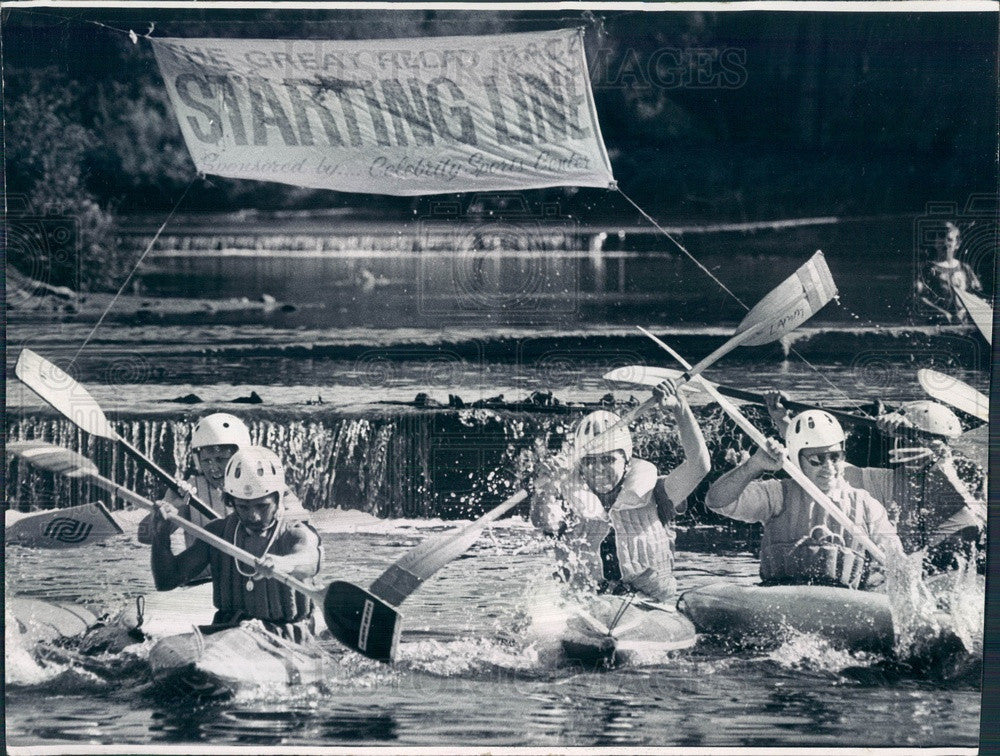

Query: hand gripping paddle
(15, 349), (220, 523)
(6, 441), (526, 663)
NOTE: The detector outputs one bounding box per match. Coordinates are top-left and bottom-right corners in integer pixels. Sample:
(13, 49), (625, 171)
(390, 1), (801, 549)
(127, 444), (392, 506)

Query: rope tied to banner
(614, 186), (876, 418)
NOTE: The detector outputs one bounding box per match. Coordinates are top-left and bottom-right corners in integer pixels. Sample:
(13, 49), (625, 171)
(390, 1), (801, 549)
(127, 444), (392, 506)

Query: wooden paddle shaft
(713, 385), (878, 429)
(576, 321), (771, 462)
(643, 334), (888, 564)
(114, 438), (221, 523)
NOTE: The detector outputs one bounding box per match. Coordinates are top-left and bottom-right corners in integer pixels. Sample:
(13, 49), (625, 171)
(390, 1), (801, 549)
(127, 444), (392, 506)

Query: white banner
(151, 30), (615, 196)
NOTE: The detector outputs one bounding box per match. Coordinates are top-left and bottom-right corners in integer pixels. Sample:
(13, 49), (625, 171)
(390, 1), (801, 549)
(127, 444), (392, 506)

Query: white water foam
(767, 631), (878, 675)
(885, 550), (984, 673)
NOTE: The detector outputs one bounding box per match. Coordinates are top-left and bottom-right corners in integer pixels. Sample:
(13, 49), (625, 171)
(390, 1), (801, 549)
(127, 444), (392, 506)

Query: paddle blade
(955, 288), (992, 344)
(322, 581), (402, 663)
(602, 365), (721, 404)
(918, 369), (989, 422)
(735, 251), (838, 346)
(368, 491), (528, 607)
(7, 441), (99, 478)
(15, 350), (119, 440)
(5, 501), (123, 549)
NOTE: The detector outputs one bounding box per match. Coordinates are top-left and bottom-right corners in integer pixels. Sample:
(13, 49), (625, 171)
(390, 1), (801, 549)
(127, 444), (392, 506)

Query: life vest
(170, 475), (225, 549)
(559, 459), (677, 600)
(759, 480), (882, 589)
(209, 515), (319, 632)
(845, 456), (983, 553)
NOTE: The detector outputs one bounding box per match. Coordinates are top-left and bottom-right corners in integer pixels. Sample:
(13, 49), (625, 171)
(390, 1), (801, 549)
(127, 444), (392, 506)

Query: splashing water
(885, 549), (983, 676)
(767, 632), (878, 675)
(5, 630), (66, 686)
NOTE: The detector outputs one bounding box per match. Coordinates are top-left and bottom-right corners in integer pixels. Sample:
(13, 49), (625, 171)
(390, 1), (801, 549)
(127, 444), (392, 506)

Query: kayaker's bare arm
(150, 502), (211, 590)
(764, 391), (792, 438)
(257, 523), (321, 581)
(706, 439), (784, 511)
(653, 380), (711, 505)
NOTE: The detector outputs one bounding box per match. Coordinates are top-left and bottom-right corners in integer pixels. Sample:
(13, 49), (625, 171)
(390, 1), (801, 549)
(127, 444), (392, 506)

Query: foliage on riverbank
(4, 10), (994, 291)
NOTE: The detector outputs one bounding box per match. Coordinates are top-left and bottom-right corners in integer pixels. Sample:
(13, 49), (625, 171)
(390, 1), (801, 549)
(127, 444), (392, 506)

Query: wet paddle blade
(955, 288), (992, 344)
(368, 491), (528, 607)
(15, 349), (120, 441)
(602, 366), (722, 404)
(734, 251), (838, 346)
(322, 581), (402, 663)
(917, 369), (989, 423)
(6, 441), (99, 477)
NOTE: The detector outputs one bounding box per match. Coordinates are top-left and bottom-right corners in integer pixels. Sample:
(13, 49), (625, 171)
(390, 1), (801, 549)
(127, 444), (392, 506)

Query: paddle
(368, 491), (528, 607)
(367, 257), (837, 606)
(917, 369), (988, 423)
(15, 349), (219, 523)
(6, 440), (406, 663)
(580, 252), (839, 458)
(954, 288), (992, 345)
(603, 365), (878, 429)
(637, 328), (888, 564)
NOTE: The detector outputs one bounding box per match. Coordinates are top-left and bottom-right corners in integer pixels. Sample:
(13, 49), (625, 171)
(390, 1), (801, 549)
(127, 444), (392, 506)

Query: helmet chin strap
(888, 446), (934, 465)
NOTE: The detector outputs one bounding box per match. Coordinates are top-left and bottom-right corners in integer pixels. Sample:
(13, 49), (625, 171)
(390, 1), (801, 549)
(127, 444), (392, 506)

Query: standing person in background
(915, 221), (983, 324)
(530, 379), (711, 602)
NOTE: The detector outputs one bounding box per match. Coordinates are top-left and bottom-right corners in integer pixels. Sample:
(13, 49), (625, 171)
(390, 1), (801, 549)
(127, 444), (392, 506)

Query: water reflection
(134, 217), (968, 329)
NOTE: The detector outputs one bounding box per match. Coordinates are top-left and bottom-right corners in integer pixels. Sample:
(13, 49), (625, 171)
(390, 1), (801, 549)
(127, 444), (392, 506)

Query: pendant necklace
(233, 520), (280, 592)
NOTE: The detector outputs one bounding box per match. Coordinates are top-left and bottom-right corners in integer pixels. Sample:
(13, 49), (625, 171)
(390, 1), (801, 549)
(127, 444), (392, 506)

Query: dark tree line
(4, 9), (995, 290)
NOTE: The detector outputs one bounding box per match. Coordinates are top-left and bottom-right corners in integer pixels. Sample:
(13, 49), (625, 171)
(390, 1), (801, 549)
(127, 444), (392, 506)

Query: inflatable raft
(677, 582), (895, 653)
(148, 623), (328, 698)
(7, 596), (102, 647)
(559, 596), (697, 667)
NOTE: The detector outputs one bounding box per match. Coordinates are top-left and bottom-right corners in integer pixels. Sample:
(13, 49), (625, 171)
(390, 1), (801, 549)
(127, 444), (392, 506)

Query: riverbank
(7, 265), (305, 324)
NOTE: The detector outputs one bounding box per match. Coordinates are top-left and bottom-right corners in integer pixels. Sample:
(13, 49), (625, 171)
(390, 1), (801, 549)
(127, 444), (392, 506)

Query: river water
(4, 238), (990, 750)
(5, 510), (984, 750)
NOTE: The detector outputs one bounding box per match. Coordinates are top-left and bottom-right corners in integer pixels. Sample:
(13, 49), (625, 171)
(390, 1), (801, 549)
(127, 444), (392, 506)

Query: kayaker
(530, 379), (711, 601)
(705, 410), (904, 590)
(150, 446), (322, 643)
(766, 395), (985, 572)
(138, 413), (307, 548)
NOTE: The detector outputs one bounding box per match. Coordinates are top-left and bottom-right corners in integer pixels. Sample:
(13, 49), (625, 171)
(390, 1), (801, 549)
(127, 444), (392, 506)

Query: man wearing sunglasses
(705, 410), (903, 590)
(767, 395), (985, 574)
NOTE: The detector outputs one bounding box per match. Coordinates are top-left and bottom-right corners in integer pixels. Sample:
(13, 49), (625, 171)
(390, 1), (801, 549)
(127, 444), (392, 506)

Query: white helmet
(191, 413), (252, 450)
(223, 446), (285, 500)
(574, 410), (633, 459)
(786, 410), (846, 469)
(882, 400), (962, 440)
